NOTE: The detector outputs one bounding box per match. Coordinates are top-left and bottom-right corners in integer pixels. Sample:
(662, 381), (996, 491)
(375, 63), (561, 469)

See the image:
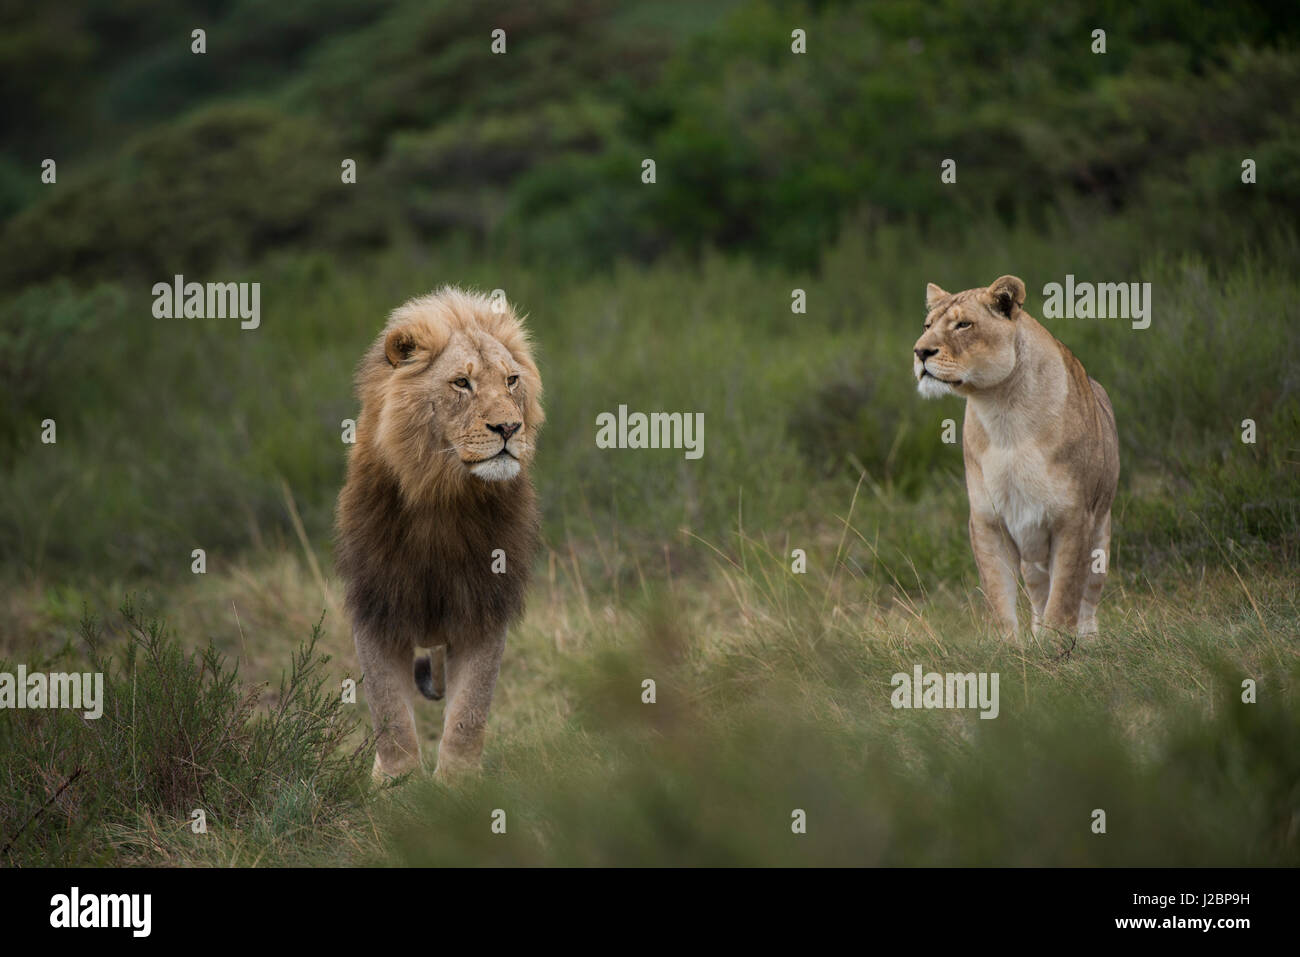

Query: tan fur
(335, 287), (543, 780)
(913, 276), (1120, 642)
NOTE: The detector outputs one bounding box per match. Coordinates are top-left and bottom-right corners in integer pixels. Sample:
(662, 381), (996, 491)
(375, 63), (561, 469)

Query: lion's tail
(413, 651), (445, 701)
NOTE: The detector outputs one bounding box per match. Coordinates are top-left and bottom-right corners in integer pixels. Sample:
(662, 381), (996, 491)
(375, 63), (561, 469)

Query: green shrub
(0, 599), (370, 866)
(377, 579), (1300, 866)
(0, 103), (376, 286)
(0, 280), (125, 450)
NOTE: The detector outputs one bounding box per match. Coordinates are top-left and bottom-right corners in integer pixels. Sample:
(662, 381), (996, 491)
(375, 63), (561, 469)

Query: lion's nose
(914, 347), (938, 360)
(487, 421), (521, 441)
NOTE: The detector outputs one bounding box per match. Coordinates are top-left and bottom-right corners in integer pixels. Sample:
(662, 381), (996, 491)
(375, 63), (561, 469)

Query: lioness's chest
(976, 444), (1068, 545)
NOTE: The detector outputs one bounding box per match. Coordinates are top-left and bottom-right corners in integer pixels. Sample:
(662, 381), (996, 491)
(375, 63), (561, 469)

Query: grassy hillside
(1, 0), (1297, 866)
(4, 525), (1296, 866)
(2, 212), (1297, 865)
(1, 212), (1295, 586)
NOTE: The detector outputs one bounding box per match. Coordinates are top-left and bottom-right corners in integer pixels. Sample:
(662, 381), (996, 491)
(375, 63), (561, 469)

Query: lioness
(913, 276), (1119, 641)
(336, 287), (543, 779)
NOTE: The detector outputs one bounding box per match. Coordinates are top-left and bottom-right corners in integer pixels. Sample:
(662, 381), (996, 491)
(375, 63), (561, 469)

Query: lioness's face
(913, 277), (1024, 399)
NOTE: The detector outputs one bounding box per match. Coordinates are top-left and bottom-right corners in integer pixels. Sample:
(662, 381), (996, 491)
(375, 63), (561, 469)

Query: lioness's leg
(356, 627), (421, 780)
(436, 633), (506, 777)
(1042, 525), (1090, 639)
(969, 514), (1020, 639)
(1077, 512), (1111, 637)
(1018, 528), (1051, 638)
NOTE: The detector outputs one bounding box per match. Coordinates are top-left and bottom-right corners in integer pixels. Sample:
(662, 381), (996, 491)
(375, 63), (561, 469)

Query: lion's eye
(453, 377), (471, 390)
(507, 374), (519, 388)
(954, 321), (973, 330)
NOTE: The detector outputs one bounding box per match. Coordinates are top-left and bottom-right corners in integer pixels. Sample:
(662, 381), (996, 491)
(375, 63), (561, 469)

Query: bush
(0, 599), (370, 866)
(0, 280), (124, 451)
(0, 103), (378, 286)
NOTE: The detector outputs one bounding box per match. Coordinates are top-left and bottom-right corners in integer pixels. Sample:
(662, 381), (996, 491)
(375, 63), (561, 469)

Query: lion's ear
(925, 283), (949, 311)
(988, 275), (1025, 318)
(384, 326), (416, 367)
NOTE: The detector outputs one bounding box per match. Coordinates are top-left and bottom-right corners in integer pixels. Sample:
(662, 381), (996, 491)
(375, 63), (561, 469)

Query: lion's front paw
(371, 752), (422, 785)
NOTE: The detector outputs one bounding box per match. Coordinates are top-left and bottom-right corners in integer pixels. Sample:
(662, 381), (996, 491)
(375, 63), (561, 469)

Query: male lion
(336, 287), (543, 779)
(913, 276), (1119, 642)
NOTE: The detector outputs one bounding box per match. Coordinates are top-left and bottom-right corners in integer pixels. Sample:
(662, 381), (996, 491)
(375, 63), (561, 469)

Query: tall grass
(373, 531), (1300, 867)
(0, 600), (371, 866)
(4, 525), (1294, 867)
(2, 0), (1296, 869)
(2, 208), (1296, 595)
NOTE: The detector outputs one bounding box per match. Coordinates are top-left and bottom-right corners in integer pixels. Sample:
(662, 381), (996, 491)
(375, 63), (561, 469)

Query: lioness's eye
(507, 375), (519, 388)
(955, 320), (973, 330)
(453, 377), (471, 389)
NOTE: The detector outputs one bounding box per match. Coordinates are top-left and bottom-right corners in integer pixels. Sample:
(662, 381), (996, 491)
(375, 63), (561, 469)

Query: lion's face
(425, 330), (530, 481)
(362, 289), (543, 500)
(913, 276), (1026, 399)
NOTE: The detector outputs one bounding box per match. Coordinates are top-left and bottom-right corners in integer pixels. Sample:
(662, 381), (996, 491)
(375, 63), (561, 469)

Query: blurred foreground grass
(3, 511), (1296, 866)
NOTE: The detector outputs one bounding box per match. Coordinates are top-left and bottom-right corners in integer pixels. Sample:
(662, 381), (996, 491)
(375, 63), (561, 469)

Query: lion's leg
(1018, 527), (1051, 639)
(1077, 512), (1110, 638)
(1042, 523), (1091, 640)
(969, 513), (1020, 640)
(355, 626), (421, 781)
(435, 633), (506, 778)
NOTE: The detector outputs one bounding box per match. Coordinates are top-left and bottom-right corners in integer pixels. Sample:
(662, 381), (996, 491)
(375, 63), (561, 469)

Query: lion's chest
(337, 476), (539, 645)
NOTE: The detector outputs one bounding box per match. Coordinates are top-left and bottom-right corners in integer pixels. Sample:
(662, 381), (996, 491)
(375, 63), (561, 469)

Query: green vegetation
(0, 0), (1296, 866)
(2, 217), (1295, 585)
(0, 601), (369, 865)
(378, 563), (1299, 867)
(3, 544), (1295, 866)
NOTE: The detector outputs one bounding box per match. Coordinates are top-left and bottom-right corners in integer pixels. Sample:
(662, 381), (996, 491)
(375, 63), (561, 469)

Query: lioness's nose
(914, 346), (938, 360)
(488, 421), (521, 440)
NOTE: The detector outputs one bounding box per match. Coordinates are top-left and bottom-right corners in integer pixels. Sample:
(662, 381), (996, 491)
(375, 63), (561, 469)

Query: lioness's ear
(988, 275), (1025, 318)
(925, 282), (949, 311)
(384, 326), (416, 367)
